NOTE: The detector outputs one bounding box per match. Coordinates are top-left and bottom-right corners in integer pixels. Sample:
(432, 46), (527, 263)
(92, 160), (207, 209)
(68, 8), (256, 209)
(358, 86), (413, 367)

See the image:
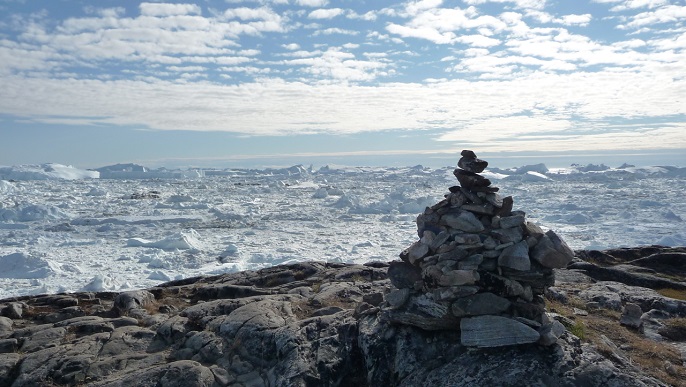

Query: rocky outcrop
(387, 150), (574, 347)
(0, 255), (675, 387)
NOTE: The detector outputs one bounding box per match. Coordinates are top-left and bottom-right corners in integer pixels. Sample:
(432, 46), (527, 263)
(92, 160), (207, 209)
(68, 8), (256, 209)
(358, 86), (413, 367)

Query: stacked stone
(385, 150), (574, 347)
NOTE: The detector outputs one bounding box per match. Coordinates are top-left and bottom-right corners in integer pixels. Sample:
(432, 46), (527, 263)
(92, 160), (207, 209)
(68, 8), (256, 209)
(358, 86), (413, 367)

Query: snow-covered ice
(0, 162), (684, 299)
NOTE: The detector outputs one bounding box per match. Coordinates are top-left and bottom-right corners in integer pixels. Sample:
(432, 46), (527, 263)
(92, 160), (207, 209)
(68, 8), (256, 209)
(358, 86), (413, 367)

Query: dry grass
(656, 288), (686, 301)
(547, 296), (686, 386)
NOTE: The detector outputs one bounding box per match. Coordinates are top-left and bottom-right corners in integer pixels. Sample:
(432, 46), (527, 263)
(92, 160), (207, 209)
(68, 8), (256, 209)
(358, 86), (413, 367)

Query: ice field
(0, 162), (684, 299)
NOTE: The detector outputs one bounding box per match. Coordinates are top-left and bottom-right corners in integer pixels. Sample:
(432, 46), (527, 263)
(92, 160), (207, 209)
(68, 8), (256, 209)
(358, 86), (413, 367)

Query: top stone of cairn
(458, 150), (488, 174)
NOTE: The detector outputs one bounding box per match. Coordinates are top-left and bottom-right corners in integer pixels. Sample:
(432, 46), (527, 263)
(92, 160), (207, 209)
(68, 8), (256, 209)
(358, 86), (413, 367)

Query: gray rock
(538, 320), (566, 346)
(114, 290), (156, 315)
(0, 338), (17, 353)
(0, 316), (12, 333)
(0, 353), (21, 386)
(460, 203), (495, 216)
(620, 303), (644, 329)
(2, 303), (23, 319)
(386, 288), (411, 309)
(93, 360), (217, 387)
(429, 231), (451, 251)
(498, 240), (531, 271)
(438, 270), (479, 286)
(458, 254), (483, 270)
(388, 261), (422, 289)
(432, 286), (480, 301)
(440, 211), (485, 233)
(406, 241), (430, 264)
(458, 151), (488, 173)
(522, 221), (545, 238)
(491, 226), (524, 244)
(460, 315), (541, 347)
(44, 306), (87, 323)
(499, 214), (525, 229)
(19, 326), (68, 353)
(483, 236), (498, 250)
(452, 292), (511, 317)
(531, 230), (574, 269)
(452, 233), (482, 245)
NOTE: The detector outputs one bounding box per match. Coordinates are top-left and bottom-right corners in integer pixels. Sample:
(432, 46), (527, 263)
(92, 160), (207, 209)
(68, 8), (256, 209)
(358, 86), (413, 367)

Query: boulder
(619, 303), (644, 329)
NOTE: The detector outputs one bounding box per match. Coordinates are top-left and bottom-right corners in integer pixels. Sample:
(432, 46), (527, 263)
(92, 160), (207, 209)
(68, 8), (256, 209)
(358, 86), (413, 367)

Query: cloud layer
(0, 0), (684, 155)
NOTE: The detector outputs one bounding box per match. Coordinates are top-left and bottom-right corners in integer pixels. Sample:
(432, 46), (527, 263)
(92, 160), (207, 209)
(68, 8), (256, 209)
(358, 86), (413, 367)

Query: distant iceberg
(0, 163), (98, 180)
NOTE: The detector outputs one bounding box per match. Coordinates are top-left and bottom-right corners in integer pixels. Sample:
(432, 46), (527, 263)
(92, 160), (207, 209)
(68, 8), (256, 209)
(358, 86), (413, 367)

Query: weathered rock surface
(0, 253), (676, 386)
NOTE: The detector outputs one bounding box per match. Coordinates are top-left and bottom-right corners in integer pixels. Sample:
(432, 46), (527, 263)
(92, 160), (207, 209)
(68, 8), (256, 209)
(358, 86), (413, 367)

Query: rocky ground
(1, 246), (685, 387)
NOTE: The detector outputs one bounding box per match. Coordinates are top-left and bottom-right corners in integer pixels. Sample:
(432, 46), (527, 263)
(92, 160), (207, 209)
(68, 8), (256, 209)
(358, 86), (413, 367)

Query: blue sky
(0, 0), (684, 169)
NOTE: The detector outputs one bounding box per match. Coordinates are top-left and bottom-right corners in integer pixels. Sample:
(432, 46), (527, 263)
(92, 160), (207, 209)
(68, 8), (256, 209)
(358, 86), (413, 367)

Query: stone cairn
(385, 150), (574, 347)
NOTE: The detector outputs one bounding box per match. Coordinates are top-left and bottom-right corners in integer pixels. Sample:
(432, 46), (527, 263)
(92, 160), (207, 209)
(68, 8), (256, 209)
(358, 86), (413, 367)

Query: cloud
(463, 0), (548, 11)
(312, 28), (359, 36)
(2, 67), (683, 154)
(294, 0), (328, 7)
(436, 115), (573, 143)
(386, 5), (508, 44)
(307, 8), (344, 19)
(139, 3), (201, 17)
(280, 47), (387, 81)
(558, 14), (592, 26)
(1, 0), (685, 159)
(625, 5), (686, 28)
(609, 0), (669, 12)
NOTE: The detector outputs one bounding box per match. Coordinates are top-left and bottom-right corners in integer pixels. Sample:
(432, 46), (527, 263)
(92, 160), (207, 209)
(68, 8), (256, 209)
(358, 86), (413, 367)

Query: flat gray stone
(407, 241), (430, 264)
(498, 241), (531, 271)
(491, 227), (523, 244)
(438, 270), (479, 286)
(460, 315), (541, 347)
(499, 214), (525, 229)
(440, 211), (485, 233)
(458, 254), (483, 270)
(432, 286), (479, 301)
(452, 292), (511, 317)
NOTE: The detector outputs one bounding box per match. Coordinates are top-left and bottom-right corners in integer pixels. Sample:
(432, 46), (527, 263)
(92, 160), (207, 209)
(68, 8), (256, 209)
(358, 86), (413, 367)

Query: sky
(0, 0), (684, 169)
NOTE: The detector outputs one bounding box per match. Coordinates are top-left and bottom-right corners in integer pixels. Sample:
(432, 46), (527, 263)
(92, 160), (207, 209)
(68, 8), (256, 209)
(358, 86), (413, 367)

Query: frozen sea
(0, 162), (684, 299)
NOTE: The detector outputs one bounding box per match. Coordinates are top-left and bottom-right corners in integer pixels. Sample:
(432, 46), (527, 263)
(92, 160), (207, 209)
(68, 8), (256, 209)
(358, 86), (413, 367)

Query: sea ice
(0, 252), (61, 279)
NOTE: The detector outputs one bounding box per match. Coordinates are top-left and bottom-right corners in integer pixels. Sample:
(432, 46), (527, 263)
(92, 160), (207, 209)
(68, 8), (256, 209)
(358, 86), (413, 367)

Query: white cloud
(558, 14), (592, 26)
(346, 10), (377, 21)
(437, 115), (573, 142)
(456, 35), (501, 47)
(386, 23), (456, 44)
(223, 6), (282, 22)
(307, 8), (344, 19)
(405, 0), (444, 16)
(139, 3), (201, 17)
(294, 0), (328, 7)
(463, 0), (547, 11)
(609, 0), (668, 12)
(313, 28), (359, 36)
(282, 43), (301, 50)
(626, 5), (686, 28)
(387, 6), (507, 44)
(280, 47), (387, 81)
